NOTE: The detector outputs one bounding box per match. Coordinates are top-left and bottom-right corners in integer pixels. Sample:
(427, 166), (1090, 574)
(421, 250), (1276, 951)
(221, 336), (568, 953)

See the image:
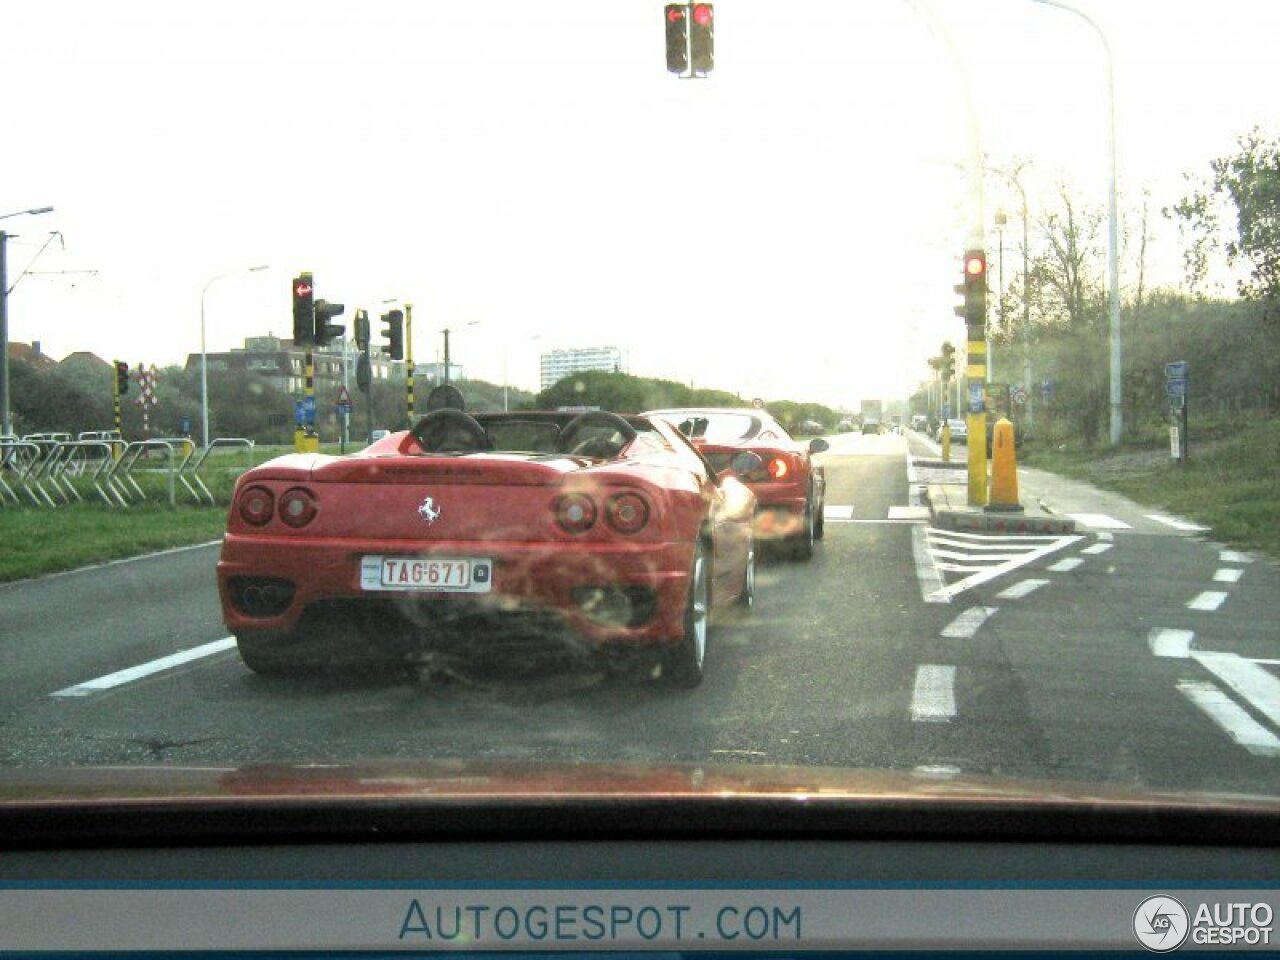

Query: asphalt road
(1, 430), (1276, 796)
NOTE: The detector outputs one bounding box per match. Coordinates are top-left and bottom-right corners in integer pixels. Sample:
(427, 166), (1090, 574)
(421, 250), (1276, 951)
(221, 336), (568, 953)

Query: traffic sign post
(1163, 361), (1189, 463)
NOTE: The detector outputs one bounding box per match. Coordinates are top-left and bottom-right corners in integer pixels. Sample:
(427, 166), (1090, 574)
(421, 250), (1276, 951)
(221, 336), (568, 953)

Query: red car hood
(0, 759), (1275, 817)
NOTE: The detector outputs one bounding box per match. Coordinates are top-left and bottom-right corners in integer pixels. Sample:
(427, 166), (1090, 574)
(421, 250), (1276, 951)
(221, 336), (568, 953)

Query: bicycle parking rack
(106, 439), (190, 506)
(178, 437), (254, 505)
(46, 440), (126, 507)
(0, 441), (57, 508)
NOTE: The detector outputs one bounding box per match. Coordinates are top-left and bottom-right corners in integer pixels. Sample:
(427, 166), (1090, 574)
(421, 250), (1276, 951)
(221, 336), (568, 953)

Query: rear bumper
(217, 535), (694, 647)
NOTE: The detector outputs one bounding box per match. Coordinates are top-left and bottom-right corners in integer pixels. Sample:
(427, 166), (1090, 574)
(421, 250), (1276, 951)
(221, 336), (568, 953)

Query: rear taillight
(278, 487), (318, 528)
(605, 492), (650, 534)
(238, 485), (274, 526)
(555, 493), (597, 534)
(767, 457), (790, 480)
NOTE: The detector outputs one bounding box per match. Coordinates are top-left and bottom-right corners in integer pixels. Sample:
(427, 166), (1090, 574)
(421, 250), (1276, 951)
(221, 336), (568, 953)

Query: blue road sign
(1165, 361), (1189, 380)
(968, 382), (985, 414)
(179, 414), (192, 436)
(1166, 378), (1188, 397)
(336, 402), (353, 413)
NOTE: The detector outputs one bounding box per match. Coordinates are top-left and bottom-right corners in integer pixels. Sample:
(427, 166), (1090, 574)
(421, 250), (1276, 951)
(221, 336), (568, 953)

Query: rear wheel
(787, 493), (816, 561)
(665, 541), (710, 688)
(736, 543), (756, 609)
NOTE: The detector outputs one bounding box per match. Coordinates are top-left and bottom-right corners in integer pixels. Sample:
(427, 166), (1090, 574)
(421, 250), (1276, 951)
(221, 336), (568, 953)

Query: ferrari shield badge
(417, 496), (442, 525)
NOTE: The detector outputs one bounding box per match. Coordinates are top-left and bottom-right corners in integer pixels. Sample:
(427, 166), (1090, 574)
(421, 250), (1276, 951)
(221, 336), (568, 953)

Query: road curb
(922, 484), (1077, 535)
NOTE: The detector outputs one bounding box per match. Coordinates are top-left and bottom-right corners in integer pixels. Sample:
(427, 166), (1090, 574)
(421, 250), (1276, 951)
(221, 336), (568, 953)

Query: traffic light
(664, 4), (688, 73)
(313, 299), (345, 347)
(114, 360), (129, 395)
(354, 309), (370, 352)
(690, 3), (714, 72)
(292, 273), (314, 346)
(381, 309), (404, 361)
(953, 249), (987, 330)
(941, 341), (956, 382)
(356, 351), (371, 393)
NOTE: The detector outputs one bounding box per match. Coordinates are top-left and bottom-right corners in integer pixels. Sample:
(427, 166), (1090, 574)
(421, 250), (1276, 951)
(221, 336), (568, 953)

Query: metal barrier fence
(0, 436), (254, 509)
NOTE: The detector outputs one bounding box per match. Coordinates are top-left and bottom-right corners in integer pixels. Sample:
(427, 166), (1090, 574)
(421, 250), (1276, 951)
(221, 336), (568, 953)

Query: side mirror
(729, 451), (763, 477)
(808, 438), (830, 454)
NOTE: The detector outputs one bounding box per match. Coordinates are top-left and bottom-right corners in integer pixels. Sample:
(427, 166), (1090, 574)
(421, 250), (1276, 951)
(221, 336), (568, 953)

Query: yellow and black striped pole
(966, 337), (988, 506)
(302, 347), (319, 452)
(112, 360), (122, 434)
(404, 302), (414, 426)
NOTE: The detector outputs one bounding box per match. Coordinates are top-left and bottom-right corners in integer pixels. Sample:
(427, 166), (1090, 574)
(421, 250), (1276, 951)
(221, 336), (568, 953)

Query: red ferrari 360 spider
(217, 407), (758, 687)
(643, 408), (828, 560)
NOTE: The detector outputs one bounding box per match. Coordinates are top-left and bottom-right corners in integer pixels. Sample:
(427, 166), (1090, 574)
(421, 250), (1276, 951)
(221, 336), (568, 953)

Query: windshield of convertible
(1, 0), (1278, 811)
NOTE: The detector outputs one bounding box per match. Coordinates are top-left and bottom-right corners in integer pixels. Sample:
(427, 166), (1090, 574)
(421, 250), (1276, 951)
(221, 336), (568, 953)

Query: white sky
(3, 0), (1276, 409)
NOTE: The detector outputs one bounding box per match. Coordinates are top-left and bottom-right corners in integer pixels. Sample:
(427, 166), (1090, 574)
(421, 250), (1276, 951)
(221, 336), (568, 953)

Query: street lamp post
(0, 206), (55, 437)
(1030, 0), (1122, 445)
(200, 264), (268, 448)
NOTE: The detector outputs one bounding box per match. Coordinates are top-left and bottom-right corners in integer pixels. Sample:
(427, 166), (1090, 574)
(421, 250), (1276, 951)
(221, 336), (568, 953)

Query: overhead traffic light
(292, 273), (314, 346)
(941, 341), (956, 382)
(953, 249), (987, 330)
(664, 5), (688, 73)
(354, 309), (370, 352)
(114, 360), (130, 395)
(381, 309), (404, 361)
(690, 4), (714, 72)
(313, 299), (345, 347)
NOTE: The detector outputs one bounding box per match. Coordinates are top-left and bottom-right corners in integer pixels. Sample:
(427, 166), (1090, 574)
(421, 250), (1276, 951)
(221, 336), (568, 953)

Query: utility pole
(404, 303), (414, 425)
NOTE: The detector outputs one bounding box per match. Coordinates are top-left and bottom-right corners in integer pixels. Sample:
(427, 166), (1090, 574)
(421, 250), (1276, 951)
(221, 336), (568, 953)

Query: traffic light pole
(404, 303), (414, 426)
(112, 361), (121, 436)
(966, 334), (987, 506)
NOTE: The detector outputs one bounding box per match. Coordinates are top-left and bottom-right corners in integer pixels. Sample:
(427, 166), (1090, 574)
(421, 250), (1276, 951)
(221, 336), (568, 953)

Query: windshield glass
(1, 0), (1277, 815)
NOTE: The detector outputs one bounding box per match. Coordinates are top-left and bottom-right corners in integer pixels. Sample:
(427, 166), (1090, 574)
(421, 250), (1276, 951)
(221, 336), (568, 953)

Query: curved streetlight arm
(1030, 0), (1122, 445)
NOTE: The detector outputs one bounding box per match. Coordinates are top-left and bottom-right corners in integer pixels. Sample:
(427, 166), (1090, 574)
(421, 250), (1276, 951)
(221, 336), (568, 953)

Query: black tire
(665, 541), (710, 688)
(736, 543), (756, 609)
(813, 484), (826, 541)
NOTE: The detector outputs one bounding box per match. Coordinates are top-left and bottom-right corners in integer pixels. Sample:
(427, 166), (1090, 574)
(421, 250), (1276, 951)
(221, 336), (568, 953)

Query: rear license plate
(360, 556), (493, 593)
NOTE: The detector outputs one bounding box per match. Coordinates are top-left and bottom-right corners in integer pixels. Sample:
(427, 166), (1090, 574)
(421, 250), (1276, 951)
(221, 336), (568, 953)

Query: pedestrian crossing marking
(1068, 513), (1132, 530)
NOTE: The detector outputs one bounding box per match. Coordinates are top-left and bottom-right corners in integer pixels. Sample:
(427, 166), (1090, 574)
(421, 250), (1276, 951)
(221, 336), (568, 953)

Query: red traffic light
(964, 253), (986, 277)
(294, 281), (313, 297)
(667, 5), (684, 21)
(692, 3), (712, 25)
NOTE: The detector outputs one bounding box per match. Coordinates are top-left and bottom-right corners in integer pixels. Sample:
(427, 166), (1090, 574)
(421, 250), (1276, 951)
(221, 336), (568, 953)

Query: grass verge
(1020, 416), (1280, 559)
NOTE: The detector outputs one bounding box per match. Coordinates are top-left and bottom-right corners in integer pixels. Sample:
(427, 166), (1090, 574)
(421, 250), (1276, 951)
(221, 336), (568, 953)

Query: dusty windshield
(0, 0), (1277, 806)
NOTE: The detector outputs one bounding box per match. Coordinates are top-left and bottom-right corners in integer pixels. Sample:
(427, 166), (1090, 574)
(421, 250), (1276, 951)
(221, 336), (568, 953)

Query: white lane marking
(995, 578), (1050, 600)
(823, 504), (854, 520)
(1149, 628), (1194, 659)
(911, 665), (956, 722)
(51, 637), (238, 698)
(1067, 513), (1132, 530)
(912, 523), (949, 604)
(927, 536), (1083, 603)
(929, 548), (1047, 563)
(1082, 542), (1113, 555)
(1213, 568), (1244, 584)
(1178, 682), (1280, 757)
(1147, 513), (1209, 532)
(1220, 549), (1253, 564)
(1048, 556), (1084, 572)
(1187, 591), (1229, 611)
(908, 484), (927, 508)
(1192, 652), (1280, 730)
(1096, 531), (1114, 542)
(888, 505), (930, 521)
(941, 606), (997, 638)
(927, 528), (1065, 544)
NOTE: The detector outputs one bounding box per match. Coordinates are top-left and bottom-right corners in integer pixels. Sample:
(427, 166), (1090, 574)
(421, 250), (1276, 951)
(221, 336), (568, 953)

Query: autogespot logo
(1134, 895), (1190, 952)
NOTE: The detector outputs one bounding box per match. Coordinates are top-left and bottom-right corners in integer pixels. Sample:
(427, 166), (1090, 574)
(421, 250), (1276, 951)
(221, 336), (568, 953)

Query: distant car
(911, 415), (928, 431)
(861, 419), (881, 435)
(219, 408), (758, 688)
(644, 407), (827, 562)
(937, 418), (968, 443)
(837, 419), (854, 432)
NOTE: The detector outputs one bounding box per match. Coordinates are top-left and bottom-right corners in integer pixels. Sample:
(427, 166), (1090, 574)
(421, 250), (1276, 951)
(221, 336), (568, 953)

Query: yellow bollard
(987, 417), (1022, 511)
(941, 422), (951, 462)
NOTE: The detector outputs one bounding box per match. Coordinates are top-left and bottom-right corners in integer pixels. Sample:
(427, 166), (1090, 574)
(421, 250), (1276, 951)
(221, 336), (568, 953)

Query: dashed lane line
(823, 504), (854, 520)
(1067, 513), (1132, 530)
(1147, 513), (1210, 532)
(940, 606), (997, 639)
(1081, 542), (1114, 555)
(911, 665), (956, 723)
(1178, 681), (1280, 758)
(1047, 556), (1084, 573)
(51, 637), (238, 698)
(1213, 568), (1244, 584)
(995, 578), (1050, 600)
(1192, 652), (1280, 731)
(1187, 591), (1229, 611)
(1220, 549), (1253, 564)
(1149, 628), (1195, 659)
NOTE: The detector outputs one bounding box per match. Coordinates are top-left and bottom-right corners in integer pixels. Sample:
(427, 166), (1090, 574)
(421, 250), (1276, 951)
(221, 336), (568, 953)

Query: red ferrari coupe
(217, 408), (758, 688)
(643, 408), (828, 560)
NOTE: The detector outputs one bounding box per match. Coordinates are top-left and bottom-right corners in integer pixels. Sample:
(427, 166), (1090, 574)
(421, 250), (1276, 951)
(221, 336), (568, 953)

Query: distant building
(417, 361), (466, 384)
(7, 341), (56, 370)
(539, 346), (623, 390)
(60, 351), (112, 372)
(185, 335), (402, 395)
